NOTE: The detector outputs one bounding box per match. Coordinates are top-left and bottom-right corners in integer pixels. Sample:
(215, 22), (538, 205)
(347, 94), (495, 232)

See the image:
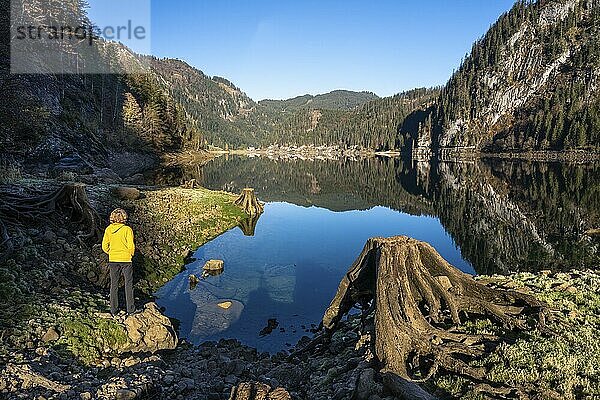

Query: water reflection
(156, 203), (472, 352)
(160, 156), (599, 274)
(155, 156), (599, 352)
(237, 213), (262, 236)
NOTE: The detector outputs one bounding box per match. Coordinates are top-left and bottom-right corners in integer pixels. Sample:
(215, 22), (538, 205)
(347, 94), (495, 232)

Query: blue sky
(90, 0), (516, 100)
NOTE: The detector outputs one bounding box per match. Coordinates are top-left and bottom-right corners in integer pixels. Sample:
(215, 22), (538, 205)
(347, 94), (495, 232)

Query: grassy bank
(0, 180), (247, 364)
(121, 187), (247, 294)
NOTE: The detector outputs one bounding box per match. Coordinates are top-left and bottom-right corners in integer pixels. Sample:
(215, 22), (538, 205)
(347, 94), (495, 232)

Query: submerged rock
(259, 319), (279, 337)
(218, 301), (233, 310)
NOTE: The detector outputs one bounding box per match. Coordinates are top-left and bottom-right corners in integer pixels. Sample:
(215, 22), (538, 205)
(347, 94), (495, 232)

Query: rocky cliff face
(412, 0), (600, 154)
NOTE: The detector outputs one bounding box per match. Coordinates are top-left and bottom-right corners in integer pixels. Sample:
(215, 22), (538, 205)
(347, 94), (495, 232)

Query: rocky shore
(1, 179), (599, 399)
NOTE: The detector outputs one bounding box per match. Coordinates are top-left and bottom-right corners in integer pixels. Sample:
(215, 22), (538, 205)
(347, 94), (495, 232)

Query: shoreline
(210, 147), (600, 164)
(1, 179), (599, 399)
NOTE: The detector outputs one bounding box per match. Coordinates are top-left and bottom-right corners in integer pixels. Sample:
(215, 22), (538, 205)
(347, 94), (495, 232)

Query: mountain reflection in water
(155, 156), (599, 352)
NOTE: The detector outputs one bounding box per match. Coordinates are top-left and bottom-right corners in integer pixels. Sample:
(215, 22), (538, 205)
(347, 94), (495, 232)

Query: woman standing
(102, 208), (136, 315)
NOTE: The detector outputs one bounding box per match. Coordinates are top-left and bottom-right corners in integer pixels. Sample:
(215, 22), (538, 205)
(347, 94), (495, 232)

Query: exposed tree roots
(0, 184), (102, 253)
(321, 236), (550, 399)
(234, 188), (264, 216)
(229, 382), (291, 400)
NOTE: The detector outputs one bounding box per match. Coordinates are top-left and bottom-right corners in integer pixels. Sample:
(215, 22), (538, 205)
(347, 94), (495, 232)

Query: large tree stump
(0, 184), (102, 247)
(234, 188), (264, 216)
(322, 236), (548, 394)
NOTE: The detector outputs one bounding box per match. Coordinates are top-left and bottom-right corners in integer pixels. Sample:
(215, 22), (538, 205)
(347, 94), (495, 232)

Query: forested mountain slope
(260, 90), (379, 112)
(0, 0), (205, 177)
(3, 0), (598, 173)
(412, 0), (600, 154)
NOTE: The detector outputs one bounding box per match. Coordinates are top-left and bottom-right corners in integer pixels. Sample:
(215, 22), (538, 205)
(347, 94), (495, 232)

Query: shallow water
(155, 202), (472, 352)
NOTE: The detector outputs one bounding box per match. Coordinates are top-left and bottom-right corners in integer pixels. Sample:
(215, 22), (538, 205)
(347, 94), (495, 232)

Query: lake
(155, 156), (600, 352)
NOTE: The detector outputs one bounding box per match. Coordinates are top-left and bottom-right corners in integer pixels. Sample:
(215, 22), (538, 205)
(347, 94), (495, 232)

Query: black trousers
(109, 262), (135, 314)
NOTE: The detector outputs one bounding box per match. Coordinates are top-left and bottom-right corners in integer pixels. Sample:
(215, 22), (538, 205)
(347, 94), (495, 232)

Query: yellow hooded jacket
(102, 223), (135, 262)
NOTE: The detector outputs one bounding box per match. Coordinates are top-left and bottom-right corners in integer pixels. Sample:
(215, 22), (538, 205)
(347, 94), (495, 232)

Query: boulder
(50, 154), (94, 176)
(122, 303), (178, 353)
(41, 326), (60, 343)
(111, 187), (142, 201)
(123, 173), (146, 185)
(203, 259), (224, 272)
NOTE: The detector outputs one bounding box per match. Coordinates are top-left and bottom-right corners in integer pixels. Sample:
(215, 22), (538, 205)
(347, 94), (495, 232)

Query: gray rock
(355, 368), (383, 400)
(111, 187), (142, 201)
(115, 389), (136, 400)
(121, 302), (178, 354)
(41, 230), (57, 243)
(41, 327), (60, 343)
(163, 374), (175, 385)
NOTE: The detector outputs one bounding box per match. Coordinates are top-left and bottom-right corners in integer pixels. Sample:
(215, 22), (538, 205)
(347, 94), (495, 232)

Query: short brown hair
(109, 208), (128, 224)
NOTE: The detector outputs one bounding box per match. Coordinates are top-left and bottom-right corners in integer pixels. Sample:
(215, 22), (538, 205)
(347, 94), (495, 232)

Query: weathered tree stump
(322, 236), (548, 396)
(0, 184), (102, 247)
(234, 188), (264, 216)
(229, 382), (291, 400)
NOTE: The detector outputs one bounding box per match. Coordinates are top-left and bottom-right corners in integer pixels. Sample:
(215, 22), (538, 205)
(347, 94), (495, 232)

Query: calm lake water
(155, 156), (600, 352)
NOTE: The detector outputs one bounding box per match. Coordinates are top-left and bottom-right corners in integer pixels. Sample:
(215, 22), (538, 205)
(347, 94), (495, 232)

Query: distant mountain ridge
(2, 0), (599, 178)
(260, 90), (379, 112)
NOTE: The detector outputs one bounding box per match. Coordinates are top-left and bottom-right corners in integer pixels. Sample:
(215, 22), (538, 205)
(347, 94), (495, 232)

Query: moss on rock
(58, 314), (129, 365)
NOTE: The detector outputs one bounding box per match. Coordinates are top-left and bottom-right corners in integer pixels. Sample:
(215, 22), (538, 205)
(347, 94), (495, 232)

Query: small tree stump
(322, 236), (549, 397)
(234, 188), (264, 216)
(229, 382), (291, 400)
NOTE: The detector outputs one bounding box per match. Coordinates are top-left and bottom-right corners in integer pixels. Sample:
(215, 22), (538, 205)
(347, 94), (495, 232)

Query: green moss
(125, 187), (248, 294)
(58, 315), (129, 365)
(434, 272), (600, 399)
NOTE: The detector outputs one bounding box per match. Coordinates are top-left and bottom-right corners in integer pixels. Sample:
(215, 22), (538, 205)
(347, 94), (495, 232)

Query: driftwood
(0, 184), (102, 249)
(234, 188), (264, 216)
(322, 236), (549, 397)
